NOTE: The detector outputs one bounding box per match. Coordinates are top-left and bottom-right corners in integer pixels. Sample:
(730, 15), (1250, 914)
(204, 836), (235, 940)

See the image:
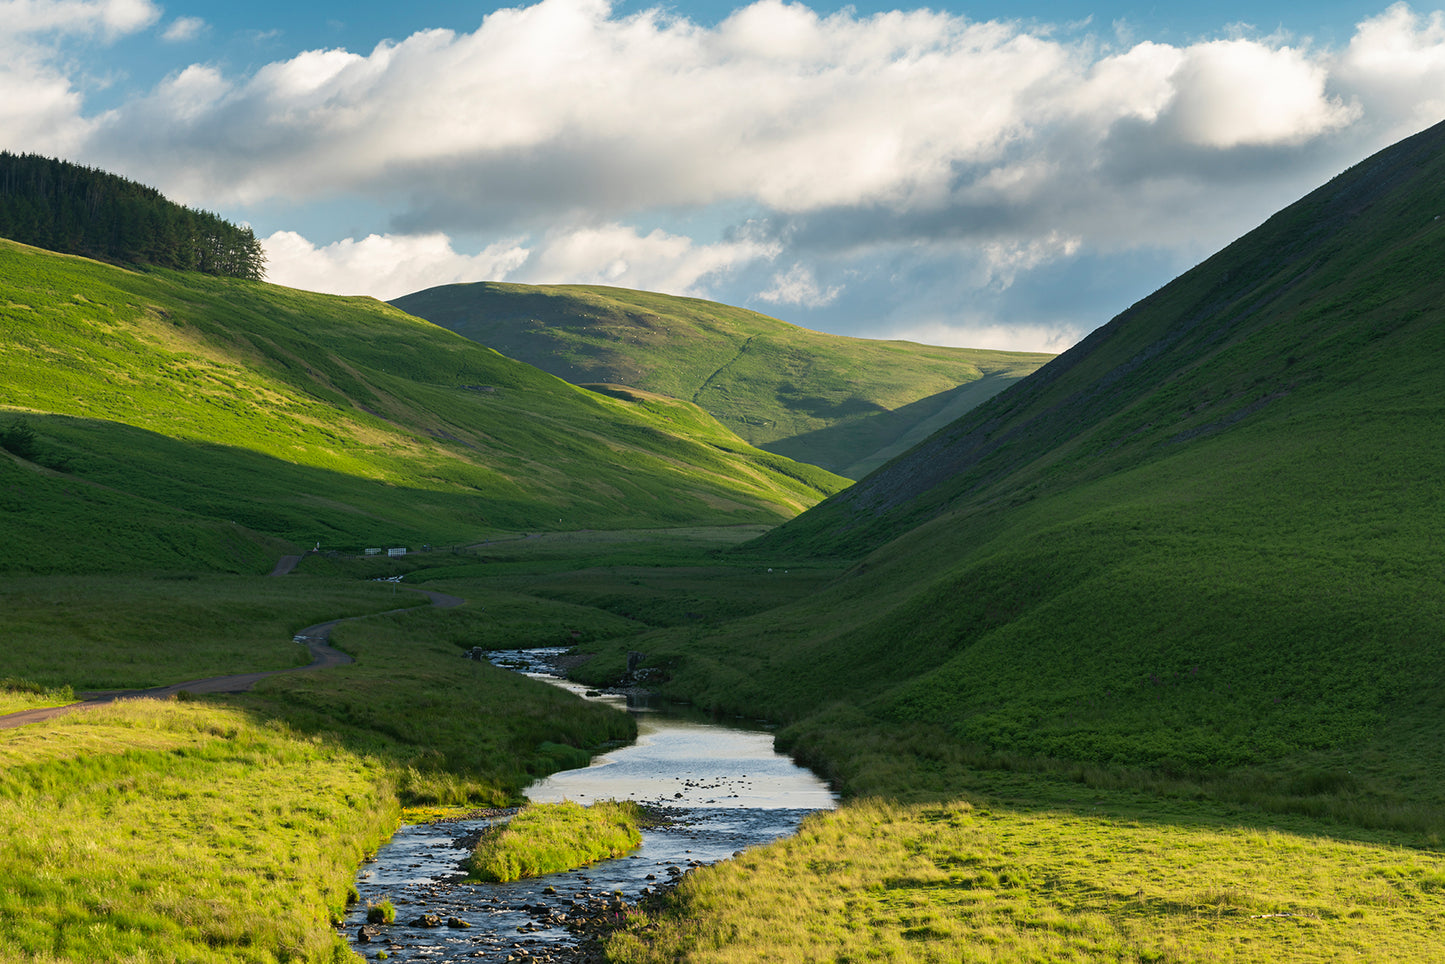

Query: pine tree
(0, 152), (267, 280)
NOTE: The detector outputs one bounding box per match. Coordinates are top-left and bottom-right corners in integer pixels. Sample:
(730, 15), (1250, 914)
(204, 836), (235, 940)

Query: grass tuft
(468, 800), (643, 882)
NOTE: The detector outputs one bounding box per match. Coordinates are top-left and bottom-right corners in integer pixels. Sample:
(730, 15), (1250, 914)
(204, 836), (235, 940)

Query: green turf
(468, 800), (643, 881)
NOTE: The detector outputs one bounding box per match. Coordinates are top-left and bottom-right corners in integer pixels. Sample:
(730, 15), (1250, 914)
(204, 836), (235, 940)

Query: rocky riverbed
(341, 649), (835, 962)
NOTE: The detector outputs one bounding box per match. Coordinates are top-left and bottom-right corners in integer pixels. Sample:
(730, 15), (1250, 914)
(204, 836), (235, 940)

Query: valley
(3, 118), (1445, 963)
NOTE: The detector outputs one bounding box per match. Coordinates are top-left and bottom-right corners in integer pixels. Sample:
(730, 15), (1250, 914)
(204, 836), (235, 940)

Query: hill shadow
(763, 373), (1026, 478)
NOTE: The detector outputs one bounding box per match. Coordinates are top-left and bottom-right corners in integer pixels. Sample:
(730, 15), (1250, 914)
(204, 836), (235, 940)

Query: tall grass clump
(0, 677), (74, 715)
(469, 800), (643, 882)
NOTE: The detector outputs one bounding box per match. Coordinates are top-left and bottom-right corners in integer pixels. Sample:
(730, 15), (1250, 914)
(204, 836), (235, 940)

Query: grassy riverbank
(610, 798), (1445, 963)
(0, 699), (396, 962)
(0, 569), (635, 962)
(5, 528), (1445, 963)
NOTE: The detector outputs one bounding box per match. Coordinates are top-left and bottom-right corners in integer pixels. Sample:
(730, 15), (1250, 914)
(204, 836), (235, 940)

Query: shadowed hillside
(390, 283), (1053, 478)
(576, 118), (1445, 823)
(0, 241), (847, 574)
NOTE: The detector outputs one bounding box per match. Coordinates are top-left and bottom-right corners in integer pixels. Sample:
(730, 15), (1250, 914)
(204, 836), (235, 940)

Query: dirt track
(0, 568), (464, 731)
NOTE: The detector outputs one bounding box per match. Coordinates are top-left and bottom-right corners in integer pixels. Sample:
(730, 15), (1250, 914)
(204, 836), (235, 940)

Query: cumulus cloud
(161, 16), (207, 43)
(1336, 3), (1445, 133)
(0, 0), (159, 38)
(263, 223), (777, 301)
(979, 232), (1083, 290)
(514, 222), (779, 294)
(11, 0), (1445, 349)
(757, 264), (842, 307)
(883, 319), (1088, 354)
(1159, 40), (1358, 148)
(76, 0), (1445, 265)
(262, 231), (530, 301)
(0, 0), (160, 156)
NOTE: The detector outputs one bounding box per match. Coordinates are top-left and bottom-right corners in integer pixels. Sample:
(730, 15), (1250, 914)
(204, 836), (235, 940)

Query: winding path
(0, 566), (464, 731)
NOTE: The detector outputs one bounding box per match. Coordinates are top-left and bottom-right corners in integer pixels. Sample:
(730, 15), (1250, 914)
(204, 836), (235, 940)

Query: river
(340, 648), (836, 962)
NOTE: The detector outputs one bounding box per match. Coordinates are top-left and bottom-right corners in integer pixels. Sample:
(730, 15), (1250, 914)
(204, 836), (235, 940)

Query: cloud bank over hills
(4, 0), (1445, 350)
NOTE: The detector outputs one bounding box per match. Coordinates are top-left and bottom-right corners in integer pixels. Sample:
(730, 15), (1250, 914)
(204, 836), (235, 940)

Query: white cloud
(1336, 3), (1445, 137)
(757, 264), (842, 307)
(261, 230), (530, 300)
(10, 0), (1445, 348)
(515, 222), (780, 294)
(161, 16), (206, 43)
(261, 223), (776, 301)
(78, 0), (1445, 240)
(979, 231), (1083, 290)
(1160, 39), (1358, 148)
(883, 319), (1087, 354)
(0, 58), (91, 154)
(0, 0), (160, 38)
(0, 0), (159, 157)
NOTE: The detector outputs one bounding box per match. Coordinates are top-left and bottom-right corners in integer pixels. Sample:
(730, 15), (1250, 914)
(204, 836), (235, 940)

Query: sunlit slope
(390, 283), (1052, 478)
(0, 241), (847, 573)
(608, 120), (1445, 803)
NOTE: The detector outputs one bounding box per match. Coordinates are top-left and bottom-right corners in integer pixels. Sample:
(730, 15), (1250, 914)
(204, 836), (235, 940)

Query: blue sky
(6, 1), (1445, 351)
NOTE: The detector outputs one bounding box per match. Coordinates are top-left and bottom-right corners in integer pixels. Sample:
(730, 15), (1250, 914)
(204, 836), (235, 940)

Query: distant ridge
(391, 283), (1053, 478)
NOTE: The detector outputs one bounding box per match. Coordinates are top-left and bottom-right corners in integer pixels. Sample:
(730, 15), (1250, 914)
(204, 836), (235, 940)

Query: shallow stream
(340, 648), (836, 962)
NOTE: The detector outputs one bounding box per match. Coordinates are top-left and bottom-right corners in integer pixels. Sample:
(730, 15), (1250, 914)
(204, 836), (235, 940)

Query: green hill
(390, 283), (1053, 478)
(578, 118), (1445, 821)
(0, 241), (847, 574)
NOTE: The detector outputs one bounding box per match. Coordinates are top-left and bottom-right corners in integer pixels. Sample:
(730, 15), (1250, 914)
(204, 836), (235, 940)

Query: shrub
(366, 899), (395, 924)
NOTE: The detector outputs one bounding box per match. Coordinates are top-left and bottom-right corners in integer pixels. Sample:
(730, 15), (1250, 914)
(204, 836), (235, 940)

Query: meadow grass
(0, 698), (398, 963)
(237, 597), (636, 805)
(0, 239), (847, 575)
(4, 525), (1443, 963)
(0, 678), (75, 714)
(469, 800), (643, 882)
(610, 798), (1445, 963)
(0, 573), (428, 690)
(578, 126), (1445, 962)
(296, 526), (844, 652)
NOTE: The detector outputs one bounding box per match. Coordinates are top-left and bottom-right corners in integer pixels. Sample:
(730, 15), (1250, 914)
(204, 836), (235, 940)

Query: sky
(4, 1), (1445, 352)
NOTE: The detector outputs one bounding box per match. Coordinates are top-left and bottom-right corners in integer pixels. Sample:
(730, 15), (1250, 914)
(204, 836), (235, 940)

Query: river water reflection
(341, 648), (836, 962)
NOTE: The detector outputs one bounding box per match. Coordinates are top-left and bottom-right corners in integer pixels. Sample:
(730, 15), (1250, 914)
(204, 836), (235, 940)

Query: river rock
(408, 913), (443, 927)
(355, 924), (385, 943)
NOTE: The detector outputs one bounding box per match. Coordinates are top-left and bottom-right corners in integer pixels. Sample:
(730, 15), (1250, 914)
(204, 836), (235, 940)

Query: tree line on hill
(0, 152), (265, 280)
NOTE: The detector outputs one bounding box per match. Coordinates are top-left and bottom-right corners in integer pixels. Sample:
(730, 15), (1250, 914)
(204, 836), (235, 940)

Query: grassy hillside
(533, 117), (1445, 964)
(572, 119), (1445, 824)
(0, 241), (847, 573)
(390, 283), (1052, 478)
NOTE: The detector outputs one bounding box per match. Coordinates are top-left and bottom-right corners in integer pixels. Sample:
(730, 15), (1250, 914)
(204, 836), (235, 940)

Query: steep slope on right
(632, 117), (1445, 822)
